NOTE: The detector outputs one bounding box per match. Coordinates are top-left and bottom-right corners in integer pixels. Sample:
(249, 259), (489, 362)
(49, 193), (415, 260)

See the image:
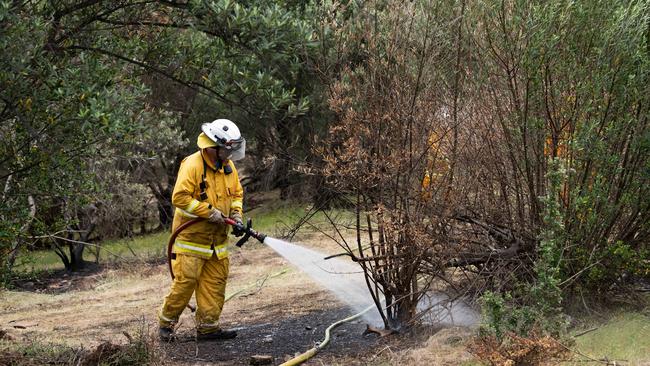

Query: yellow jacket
(171, 150), (244, 259)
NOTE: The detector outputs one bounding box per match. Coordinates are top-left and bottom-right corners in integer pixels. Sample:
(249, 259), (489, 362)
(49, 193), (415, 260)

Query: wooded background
(2, 0), (648, 336)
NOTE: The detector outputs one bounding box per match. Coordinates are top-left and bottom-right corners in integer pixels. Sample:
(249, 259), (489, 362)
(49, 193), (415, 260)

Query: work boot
(159, 327), (175, 342)
(196, 329), (237, 341)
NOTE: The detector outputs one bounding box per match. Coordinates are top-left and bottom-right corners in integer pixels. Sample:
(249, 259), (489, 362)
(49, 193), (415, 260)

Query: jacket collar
(200, 149), (218, 171)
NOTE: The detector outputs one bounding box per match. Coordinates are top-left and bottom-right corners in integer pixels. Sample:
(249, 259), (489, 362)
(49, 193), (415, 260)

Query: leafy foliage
(1, 0), (325, 281)
(1, 2), (155, 279)
(319, 0), (649, 332)
(1, 0), (647, 346)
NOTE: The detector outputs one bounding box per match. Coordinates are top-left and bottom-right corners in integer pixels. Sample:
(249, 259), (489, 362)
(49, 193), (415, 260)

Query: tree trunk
(7, 195), (36, 271)
(158, 195), (173, 227)
(394, 297), (417, 329)
(140, 210), (148, 234)
(149, 183), (174, 228)
(68, 242), (86, 271)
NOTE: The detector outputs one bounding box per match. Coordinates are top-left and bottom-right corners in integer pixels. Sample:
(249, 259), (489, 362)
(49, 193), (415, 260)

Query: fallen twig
(363, 325), (395, 337)
(122, 331), (133, 342)
(225, 268), (289, 302)
(368, 345), (393, 362)
(573, 327), (599, 338)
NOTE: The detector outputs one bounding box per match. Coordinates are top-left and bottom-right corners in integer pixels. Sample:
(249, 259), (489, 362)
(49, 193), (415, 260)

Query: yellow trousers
(159, 253), (229, 334)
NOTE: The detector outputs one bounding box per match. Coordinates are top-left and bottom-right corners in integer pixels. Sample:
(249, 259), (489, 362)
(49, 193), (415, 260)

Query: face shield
(218, 138), (245, 161)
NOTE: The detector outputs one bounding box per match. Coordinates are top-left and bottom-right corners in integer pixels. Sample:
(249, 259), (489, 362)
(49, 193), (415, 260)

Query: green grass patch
(245, 200), (310, 235)
(0, 339), (80, 365)
(99, 231), (169, 261)
(13, 231), (169, 274)
(11, 200), (351, 275)
(568, 311), (650, 364)
(12, 249), (65, 274)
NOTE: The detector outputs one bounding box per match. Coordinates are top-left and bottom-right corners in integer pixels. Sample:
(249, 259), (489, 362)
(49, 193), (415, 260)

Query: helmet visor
(220, 138), (245, 161)
(219, 138), (244, 150)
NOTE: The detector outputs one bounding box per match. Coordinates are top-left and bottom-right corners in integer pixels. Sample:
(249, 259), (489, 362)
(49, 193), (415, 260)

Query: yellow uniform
(159, 149), (243, 334)
(421, 132), (449, 200)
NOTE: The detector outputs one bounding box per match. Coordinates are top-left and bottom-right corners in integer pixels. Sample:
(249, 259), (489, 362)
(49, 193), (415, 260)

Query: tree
(318, 0), (649, 332)
(319, 0), (462, 329)
(1, 0), (327, 280)
(0, 2), (159, 276)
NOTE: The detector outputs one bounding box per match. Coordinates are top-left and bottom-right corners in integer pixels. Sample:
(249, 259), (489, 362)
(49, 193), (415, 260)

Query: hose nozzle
(224, 217), (267, 247)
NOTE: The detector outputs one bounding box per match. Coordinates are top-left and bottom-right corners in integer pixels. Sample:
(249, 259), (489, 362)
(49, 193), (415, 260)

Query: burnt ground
(158, 306), (449, 366)
(160, 306), (383, 365)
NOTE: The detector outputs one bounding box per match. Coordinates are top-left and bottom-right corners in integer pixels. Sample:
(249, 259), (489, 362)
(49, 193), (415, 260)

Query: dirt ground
(0, 234), (476, 365)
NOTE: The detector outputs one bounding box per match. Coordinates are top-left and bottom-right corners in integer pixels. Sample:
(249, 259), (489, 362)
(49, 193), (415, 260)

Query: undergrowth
(0, 320), (158, 366)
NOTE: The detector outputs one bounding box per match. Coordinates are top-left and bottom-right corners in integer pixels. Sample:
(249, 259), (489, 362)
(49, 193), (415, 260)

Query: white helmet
(199, 119), (246, 161)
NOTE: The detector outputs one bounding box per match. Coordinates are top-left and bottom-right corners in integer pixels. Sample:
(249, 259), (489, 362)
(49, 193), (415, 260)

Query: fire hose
(279, 305), (375, 366)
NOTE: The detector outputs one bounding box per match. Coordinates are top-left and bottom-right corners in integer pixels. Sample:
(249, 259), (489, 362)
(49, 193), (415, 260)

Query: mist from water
(263, 237), (384, 325)
(263, 237), (479, 328)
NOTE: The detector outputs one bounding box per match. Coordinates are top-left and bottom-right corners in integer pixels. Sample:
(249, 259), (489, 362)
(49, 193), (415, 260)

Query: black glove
(230, 212), (245, 237)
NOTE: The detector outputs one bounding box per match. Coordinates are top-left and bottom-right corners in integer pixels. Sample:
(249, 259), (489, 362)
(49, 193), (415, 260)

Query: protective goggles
(217, 137), (245, 151)
(215, 138), (246, 161)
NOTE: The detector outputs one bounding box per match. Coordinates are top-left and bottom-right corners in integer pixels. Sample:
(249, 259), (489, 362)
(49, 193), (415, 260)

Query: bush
(0, 324), (158, 366)
(469, 332), (570, 366)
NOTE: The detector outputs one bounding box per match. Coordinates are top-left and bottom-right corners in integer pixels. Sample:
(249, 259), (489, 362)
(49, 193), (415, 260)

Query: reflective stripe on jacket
(173, 240), (228, 258)
(171, 150), (244, 259)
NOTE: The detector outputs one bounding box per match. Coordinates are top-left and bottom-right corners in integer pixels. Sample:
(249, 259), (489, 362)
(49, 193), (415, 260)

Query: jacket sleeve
(230, 164), (244, 214)
(171, 158), (213, 219)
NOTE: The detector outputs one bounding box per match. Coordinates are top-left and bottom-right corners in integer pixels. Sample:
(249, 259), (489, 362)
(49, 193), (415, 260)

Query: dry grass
(316, 326), (480, 366)
(393, 327), (477, 365)
(0, 268), (168, 344)
(0, 318), (160, 366)
(0, 240), (334, 347)
(468, 332), (569, 366)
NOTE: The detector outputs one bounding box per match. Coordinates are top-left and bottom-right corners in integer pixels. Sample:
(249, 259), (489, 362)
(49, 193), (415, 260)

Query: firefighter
(159, 119), (245, 341)
(421, 131), (449, 200)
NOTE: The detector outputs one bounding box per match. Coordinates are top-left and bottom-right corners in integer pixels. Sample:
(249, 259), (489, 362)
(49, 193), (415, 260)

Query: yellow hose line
(279, 304), (375, 366)
(279, 347), (318, 366)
